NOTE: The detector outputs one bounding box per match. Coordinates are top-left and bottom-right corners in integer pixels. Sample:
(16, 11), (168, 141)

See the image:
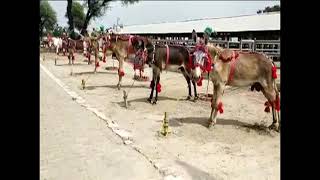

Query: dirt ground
(40, 51), (280, 180)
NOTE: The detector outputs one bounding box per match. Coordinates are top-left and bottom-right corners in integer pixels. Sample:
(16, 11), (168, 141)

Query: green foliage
(65, 2), (85, 31)
(52, 26), (64, 37)
(66, 0), (140, 35)
(40, 1), (57, 36)
(257, 5), (280, 14)
(121, 0), (140, 6)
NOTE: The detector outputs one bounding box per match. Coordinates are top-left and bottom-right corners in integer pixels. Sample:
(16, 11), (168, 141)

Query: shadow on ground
(175, 160), (216, 180)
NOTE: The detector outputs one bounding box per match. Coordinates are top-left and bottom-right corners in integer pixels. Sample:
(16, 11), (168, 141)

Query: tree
(257, 5), (280, 14)
(66, 0), (74, 33)
(65, 2), (85, 31)
(52, 25), (63, 37)
(40, 0), (57, 38)
(65, 0), (140, 35)
(80, 0), (112, 35)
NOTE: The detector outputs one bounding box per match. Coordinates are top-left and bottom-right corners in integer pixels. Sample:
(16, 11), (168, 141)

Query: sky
(48, 1), (280, 29)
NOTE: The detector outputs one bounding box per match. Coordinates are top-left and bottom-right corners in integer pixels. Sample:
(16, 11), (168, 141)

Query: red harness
(226, 51), (240, 85)
(188, 44), (213, 86)
(189, 45), (212, 72)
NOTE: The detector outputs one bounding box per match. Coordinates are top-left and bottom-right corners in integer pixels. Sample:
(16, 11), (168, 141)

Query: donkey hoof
(186, 96), (192, 100)
(268, 123), (280, 132)
(208, 120), (216, 129)
(152, 101), (157, 105)
(147, 98), (152, 103)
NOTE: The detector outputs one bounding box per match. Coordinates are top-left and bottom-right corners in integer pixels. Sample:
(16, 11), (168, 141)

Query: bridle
(144, 44), (156, 66)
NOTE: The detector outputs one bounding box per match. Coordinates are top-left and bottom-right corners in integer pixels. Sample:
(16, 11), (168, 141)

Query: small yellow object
(161, 112), (171, 136)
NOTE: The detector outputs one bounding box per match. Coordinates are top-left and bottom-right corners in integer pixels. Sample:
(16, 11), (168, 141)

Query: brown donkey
(102, 34), (149, 89)
(144, 44), (213, 104)
(192, 44), (280, 131)
(84, 34), (102, 73)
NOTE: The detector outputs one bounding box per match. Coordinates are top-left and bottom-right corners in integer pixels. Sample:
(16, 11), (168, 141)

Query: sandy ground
(40, 68), (161, 180)
(40, 51), (280, 180)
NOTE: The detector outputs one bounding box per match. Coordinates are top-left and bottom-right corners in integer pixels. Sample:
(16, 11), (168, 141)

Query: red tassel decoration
(197, 76), (204, 86)
(264, 101), (271, 113)
(118, 70), (125, 77)
(96, 62), (100, 67)
(217, 102), (224, 114)
(264, 101), (271, 107)
(103, 56), (106, 63)
(156, 83), (161, 93)
(272, 66), (277, 79)
(264, 106), (270, 113)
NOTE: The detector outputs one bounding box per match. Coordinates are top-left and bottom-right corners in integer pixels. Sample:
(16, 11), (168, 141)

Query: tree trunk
(80, 11), (93, 35)
(67, 0), (74, 33)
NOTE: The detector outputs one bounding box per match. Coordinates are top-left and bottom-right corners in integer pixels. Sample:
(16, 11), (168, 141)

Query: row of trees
(40, 1), (279, 39)
(40, 0), (138, 39)
(257, 5), (280, 14)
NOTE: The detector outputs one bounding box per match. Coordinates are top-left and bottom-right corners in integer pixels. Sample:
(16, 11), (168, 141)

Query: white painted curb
(40, 63), (183, 180)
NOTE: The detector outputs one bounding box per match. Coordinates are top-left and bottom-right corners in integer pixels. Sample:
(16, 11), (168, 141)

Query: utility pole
(116, 17), (120, 32)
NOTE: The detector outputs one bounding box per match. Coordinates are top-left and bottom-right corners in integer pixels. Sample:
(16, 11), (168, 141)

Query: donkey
(144, 44), (210, 104)
(66, 38), (77, 65)
(192, 44), (280, 131)
(102, 34), (148, 89)
(82, 34), (101, 72)
(52, 37), (68, 56)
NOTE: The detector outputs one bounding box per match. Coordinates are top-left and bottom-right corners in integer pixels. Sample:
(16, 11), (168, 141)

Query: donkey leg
(68, 54), (71, 65)
(148, 67), (158, 103)
(72, 52), (75, 65)
(208, 82), (224, 128)
(94, 52), (98, 73)
(186, 79), (192, 100)
(192, 80), (199, 101)
(180, 68), (192, 100)
(88, 51), (91, 65)
(261, 86), (280, 132)
(148, 79), (155, 103)
(117, 59), (124, 90)
(153, 75), (161, 104)
(55, 46), (58, 55)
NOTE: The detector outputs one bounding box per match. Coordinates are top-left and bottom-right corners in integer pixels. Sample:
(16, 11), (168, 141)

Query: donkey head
(130, 37), (145, 51)
(191, 45), (212, 81)
(144, 42), (155, 67)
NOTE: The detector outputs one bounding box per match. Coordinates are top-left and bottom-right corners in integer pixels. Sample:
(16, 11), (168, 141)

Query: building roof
(119, 12), (280, 34)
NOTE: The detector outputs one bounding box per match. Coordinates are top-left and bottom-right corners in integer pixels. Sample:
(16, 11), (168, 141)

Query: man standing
(192, 29), (197, 43)
(203, 26), (213, 45)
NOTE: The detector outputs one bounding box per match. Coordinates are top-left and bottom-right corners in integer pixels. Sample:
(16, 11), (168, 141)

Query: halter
(144, 44), (156, 65)
(190, 44), (212, 73)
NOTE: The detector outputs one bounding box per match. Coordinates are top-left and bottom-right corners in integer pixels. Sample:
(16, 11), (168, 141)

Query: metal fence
(150, 39), (280, 61)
